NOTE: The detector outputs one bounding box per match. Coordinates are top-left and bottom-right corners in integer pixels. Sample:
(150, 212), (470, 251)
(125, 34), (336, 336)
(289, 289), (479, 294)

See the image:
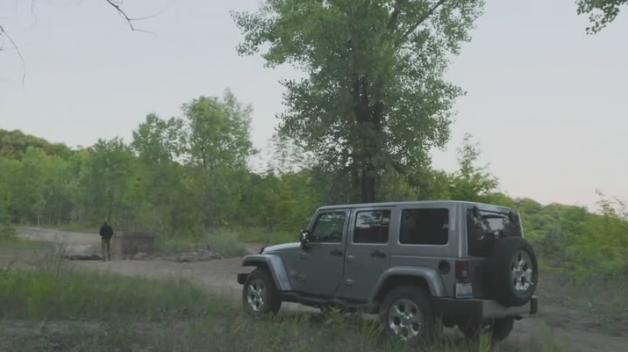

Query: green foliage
(0, 93), (319, 245)
(235, 0), (484, 202)
(233, 226), (295, 245)
(0, 224), (16, 243)
(81, 138), (135, 224)
(0, 268), (232, 321)
(571, 194), (628, 276)
(0, 129), (71, 160)
(447, 134), (498, 202)
(185, 90), (253, 171)
(577, 0), (628, 33)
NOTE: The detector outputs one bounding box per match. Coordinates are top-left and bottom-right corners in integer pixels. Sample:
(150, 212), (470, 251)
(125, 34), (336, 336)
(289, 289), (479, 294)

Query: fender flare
(242, 254), (292, 291)
(370, 266), (446, 302)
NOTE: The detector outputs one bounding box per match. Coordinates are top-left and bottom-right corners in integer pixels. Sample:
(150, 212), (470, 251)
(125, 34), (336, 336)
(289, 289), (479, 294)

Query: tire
(489, 237), (538, 307)
(242, 268), (281, 315)
(492, 318), (514, 341)
(379, 286), (437, 344)
(458, 318), (514, 342)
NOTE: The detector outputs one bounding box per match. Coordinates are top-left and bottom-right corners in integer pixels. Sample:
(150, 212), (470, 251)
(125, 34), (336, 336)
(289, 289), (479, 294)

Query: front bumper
(434, 296), (537, 320)
(237, 273), (248, 285)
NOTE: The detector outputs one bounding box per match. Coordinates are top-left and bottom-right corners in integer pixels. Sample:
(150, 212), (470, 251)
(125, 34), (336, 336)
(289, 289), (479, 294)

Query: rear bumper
(434, 296), (537, 320)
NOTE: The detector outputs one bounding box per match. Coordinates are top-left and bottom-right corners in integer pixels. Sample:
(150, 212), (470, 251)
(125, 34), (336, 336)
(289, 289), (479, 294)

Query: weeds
(0, 267), (233, 321)
(156, 229), (247, 258)
(231, 226), (295, 244)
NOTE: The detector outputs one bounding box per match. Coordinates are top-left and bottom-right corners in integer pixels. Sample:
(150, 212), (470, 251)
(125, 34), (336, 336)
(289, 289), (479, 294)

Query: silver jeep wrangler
(237, 201), (538, 343)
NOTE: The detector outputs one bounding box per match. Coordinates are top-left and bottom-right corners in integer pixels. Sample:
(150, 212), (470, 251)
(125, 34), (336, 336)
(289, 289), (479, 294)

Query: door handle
(371, 250), (386, 259)
(330, 249), (344, 257)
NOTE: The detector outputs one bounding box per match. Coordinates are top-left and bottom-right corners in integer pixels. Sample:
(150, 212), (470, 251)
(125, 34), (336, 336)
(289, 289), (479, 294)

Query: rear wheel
(379, 286), (437, 344)
(242, 268), (281, 315)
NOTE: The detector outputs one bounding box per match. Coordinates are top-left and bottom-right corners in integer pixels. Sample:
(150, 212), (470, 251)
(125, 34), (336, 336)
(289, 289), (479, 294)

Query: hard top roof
(318, 200), (514, 212)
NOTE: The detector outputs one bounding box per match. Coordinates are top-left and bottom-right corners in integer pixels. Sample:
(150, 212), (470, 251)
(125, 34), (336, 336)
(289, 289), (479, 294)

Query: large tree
(235, 0), (483, 202)
(577, 0), (628, 33)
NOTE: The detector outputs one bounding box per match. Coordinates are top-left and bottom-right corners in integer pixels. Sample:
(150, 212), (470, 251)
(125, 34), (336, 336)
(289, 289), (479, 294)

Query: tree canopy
(235, 0), (484, 202)
(577, 0), (628, 33)
(0, 129), (71, 159)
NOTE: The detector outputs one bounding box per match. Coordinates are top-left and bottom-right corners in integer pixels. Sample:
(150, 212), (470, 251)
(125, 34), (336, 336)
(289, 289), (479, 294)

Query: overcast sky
(0, 0), (626, 208)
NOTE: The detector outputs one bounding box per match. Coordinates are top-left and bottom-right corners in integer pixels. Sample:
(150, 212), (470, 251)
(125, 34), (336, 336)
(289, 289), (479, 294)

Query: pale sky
(0, 0), (626, 208)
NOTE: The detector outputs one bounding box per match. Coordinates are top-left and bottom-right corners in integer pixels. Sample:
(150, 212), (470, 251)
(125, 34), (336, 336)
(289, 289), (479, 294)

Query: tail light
(455, 260), (471, 283)
(455, 260), (473, 298)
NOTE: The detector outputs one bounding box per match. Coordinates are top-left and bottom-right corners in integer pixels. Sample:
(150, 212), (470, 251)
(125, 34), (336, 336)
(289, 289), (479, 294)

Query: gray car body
(241, 200), (534, 318)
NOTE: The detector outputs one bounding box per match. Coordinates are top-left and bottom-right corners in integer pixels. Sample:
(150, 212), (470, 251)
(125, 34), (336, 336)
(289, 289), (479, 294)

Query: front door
(297, 210), (348, 297)
(339, 208), (393, 301)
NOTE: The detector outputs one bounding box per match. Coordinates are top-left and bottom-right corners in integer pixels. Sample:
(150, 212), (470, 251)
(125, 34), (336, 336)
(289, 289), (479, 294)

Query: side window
(400, 209), (449, 245)
(310, 211), (346, 243)
(353, 210), (391, 244)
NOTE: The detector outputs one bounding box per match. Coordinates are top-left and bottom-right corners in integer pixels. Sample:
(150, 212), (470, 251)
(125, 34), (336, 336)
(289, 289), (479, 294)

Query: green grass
(0, 262), (569, 352)
(537, 261), (628, 337)
(0, 225), (48, 250)
(156, 229), (247, 258)
(232, 226), (296, 244)
(0, 267), (233, 321)
(37, 223), (99, 234)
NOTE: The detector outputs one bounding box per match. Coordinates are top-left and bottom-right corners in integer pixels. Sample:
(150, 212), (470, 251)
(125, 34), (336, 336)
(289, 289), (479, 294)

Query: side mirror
(299, 229), (310, 249)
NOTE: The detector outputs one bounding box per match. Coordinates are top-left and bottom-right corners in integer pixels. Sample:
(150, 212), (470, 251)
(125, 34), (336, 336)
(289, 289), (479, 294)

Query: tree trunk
(352, 75), (379, 203)
(360, 166), (376, 203)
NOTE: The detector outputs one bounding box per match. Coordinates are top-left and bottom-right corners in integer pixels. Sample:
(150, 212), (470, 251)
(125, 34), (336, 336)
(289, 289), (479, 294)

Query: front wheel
(379, 286), (438, 344)
(242, 268), (281, 315)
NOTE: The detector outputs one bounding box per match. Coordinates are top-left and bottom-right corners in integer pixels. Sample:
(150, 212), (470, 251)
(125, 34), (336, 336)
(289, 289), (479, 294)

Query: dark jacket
(100, 224), (113, 239)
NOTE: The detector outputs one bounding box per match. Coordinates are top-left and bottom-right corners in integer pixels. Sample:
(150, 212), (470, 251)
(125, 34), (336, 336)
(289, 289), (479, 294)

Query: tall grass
(0, 263), (569, 352)
(232, 226), (295, 244)
(0, 267), (233, 320)
(156, 229), (247, 257)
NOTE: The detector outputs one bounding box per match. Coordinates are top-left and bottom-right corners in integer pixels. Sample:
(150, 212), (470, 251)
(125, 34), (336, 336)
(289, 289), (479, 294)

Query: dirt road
(10, 227), (628, 352)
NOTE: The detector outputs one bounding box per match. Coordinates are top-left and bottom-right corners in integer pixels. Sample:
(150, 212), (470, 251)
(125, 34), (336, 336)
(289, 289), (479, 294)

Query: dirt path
(10, 227), (628, 352)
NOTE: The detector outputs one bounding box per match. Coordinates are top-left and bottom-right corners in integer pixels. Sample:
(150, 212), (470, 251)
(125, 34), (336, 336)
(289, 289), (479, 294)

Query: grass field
(0, 262), (574, 352)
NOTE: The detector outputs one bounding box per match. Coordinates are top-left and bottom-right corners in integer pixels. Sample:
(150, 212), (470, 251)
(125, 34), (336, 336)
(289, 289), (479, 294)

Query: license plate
(455, 282), (473, 298)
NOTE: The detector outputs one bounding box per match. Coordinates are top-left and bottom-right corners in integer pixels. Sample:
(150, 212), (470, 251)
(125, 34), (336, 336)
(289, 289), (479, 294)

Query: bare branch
(104, 0), (137, 30)
(104, 0), (159, 36)
(0, 24), (26, 85)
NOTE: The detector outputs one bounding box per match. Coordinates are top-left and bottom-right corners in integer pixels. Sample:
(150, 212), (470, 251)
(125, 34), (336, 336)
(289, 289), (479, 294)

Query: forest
(0, 90), (626, 279)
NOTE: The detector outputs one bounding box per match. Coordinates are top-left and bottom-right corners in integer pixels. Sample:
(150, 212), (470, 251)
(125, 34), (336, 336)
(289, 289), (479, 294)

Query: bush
(0, 225), (16, 243)
(156, 228), (247, 258)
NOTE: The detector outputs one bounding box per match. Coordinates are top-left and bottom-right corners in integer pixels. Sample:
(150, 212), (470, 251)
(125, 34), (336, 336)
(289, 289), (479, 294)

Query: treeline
(0, 91), (323, 236)
(1, 92), (626, 277)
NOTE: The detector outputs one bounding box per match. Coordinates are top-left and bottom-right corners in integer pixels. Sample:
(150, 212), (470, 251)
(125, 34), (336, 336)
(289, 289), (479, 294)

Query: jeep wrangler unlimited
(237, 201), (538, 343)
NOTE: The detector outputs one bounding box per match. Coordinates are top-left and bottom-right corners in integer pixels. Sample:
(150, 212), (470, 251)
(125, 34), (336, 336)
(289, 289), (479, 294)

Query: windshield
(467, 208), (521, 257)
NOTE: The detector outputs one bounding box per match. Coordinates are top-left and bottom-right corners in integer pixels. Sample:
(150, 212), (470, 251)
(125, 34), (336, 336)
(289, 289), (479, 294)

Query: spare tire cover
(489, 237), (538, 307)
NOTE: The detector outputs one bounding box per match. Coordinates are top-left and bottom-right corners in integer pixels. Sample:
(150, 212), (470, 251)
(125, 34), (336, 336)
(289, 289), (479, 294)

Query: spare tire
(489, 237), (538, 307)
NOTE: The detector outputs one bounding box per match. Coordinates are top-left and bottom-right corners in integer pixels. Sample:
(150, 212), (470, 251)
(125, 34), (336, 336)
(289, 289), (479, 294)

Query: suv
(237, 201), (538, 343)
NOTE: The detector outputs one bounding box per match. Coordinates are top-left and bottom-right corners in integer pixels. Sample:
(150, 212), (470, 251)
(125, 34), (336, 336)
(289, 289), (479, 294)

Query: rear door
(339, 207), (393, 301)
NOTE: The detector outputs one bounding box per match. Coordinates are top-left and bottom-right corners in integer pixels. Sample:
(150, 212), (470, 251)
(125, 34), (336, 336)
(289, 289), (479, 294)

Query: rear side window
(399, 209), (449, 245)
(310, 211), (346, 243)
(353, 210), (391, 244)
(467, 209), (521, 257)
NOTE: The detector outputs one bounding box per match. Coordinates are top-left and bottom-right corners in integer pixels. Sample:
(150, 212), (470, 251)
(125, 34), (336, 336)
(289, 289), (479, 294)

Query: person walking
(99, 221), (114, 261)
